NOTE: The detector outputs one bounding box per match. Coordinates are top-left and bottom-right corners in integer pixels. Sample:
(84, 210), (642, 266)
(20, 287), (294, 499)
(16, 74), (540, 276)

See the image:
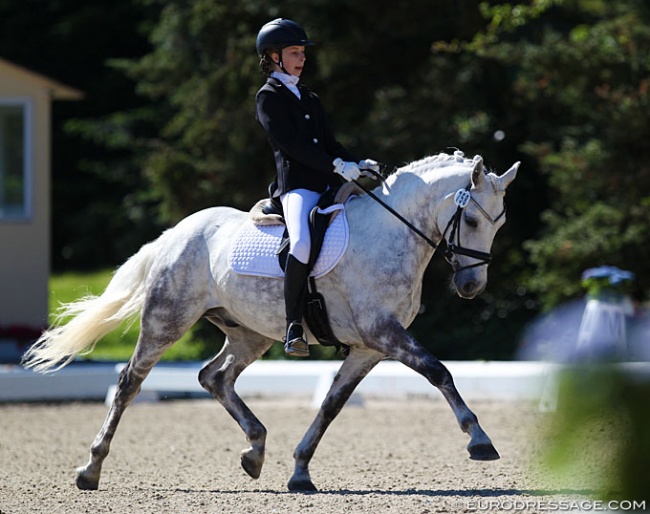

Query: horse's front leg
(289, 346), (385, 492)
(364, 316), (500, 461)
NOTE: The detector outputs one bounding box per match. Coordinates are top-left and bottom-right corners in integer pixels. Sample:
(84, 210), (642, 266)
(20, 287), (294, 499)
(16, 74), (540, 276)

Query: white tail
(22, 237), (162, 373)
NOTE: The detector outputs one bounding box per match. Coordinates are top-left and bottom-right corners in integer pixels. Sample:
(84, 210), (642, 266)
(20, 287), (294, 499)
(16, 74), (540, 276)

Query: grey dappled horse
(24, 151), (519, 492)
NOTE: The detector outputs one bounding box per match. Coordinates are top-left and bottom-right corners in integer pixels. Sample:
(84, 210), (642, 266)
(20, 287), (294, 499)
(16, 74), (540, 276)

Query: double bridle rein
(354, 171), (505, 273)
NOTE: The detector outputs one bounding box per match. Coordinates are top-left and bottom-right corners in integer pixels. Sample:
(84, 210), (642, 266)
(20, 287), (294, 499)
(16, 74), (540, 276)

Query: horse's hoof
(468, 443), (500, 461)
(75, 472), (99, 490)
(240, 449), (263, 479)
(288, 476), (318, 493)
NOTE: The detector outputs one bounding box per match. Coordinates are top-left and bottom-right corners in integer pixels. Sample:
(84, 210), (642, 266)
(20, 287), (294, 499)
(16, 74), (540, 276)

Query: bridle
(441, 183), (506, 272)
(353, 169), (506, 273)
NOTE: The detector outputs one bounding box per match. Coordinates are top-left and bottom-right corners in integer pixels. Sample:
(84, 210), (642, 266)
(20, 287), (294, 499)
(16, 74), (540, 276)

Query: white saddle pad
(228, 205), (349, 279)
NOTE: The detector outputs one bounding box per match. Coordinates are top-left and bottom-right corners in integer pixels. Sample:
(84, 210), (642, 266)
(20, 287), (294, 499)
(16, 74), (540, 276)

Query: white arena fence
(0, 360), (551, 404)
(1, 360), (648, 406)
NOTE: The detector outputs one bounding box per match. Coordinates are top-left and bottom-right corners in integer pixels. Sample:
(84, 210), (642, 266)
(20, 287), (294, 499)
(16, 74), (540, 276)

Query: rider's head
(256, 18), (314, 76)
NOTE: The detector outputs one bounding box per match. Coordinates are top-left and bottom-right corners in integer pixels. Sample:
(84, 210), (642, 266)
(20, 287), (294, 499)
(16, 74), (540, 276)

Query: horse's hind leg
(75, 335), (174, 490)
(198, 325), (274, 480)
(289, 346), (385, 492)
(76, 304), (206, 489)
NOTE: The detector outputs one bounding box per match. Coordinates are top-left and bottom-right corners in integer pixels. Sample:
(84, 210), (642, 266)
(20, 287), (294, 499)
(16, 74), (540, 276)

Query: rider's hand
(359, 158), (380, 172)
(333, 158), (361, 182)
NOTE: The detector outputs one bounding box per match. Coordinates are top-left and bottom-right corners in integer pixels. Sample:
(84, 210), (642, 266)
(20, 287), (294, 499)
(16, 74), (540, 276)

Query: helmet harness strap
(277, 48), (289, 75)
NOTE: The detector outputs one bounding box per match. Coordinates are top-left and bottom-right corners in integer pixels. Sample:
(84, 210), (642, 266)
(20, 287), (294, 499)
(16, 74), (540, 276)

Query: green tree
(460, 0), (650, 308)
(523, 1), (650, 308)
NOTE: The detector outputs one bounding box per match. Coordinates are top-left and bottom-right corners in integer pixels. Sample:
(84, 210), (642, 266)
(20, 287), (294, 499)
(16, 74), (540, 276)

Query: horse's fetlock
(460, 413), (479, 433)
(90, 443), (108, 460)
(248, 424), (267, 445)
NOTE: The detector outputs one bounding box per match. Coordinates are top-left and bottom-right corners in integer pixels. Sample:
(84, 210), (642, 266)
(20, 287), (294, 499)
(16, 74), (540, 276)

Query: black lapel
(267, 77), (310, 112)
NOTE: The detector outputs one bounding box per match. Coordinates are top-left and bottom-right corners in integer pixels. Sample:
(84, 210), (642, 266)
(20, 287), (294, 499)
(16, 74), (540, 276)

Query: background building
(0, 58), (81, 338)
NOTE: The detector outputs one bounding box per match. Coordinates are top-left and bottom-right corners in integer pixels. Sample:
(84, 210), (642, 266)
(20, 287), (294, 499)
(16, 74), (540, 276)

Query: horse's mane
(396, 151), (482, 176)
(390, 150), (507, 196)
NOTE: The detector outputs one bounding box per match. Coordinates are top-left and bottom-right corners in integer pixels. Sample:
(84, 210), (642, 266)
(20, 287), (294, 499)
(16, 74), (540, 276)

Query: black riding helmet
(257, 19), (314, 75)
(256, 18), (315, 57)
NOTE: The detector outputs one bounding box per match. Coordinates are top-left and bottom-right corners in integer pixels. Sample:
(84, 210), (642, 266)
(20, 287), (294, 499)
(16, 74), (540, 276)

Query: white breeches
(281, 188), (321, 265)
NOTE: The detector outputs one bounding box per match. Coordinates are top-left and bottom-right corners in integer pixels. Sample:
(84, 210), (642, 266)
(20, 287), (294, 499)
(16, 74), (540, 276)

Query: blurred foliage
(543, 366), (650, 502)
(1, 0), (649, 359)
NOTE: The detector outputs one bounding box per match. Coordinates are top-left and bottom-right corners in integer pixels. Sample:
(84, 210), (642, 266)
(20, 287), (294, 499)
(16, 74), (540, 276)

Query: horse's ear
(499, 161), (520, 191)
(470, 156), (485, 188)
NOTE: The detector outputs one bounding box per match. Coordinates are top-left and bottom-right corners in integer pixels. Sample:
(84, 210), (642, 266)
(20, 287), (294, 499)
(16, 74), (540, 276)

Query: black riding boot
(284, 254), (310, 357)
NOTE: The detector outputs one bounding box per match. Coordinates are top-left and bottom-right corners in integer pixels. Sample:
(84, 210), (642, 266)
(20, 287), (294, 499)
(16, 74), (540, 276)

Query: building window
(0, 102), (30, 219)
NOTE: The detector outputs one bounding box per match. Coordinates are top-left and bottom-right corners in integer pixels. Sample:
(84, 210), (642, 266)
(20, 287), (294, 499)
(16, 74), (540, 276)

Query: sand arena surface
(1, 399), (597, 513)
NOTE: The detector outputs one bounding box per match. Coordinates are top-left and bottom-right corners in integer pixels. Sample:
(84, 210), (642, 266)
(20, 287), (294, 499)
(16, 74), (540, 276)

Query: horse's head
(439, 156), (519, 299)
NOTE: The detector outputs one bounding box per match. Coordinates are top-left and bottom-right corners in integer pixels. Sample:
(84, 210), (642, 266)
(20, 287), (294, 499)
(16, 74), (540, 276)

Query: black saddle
(261, 182), (284, 216)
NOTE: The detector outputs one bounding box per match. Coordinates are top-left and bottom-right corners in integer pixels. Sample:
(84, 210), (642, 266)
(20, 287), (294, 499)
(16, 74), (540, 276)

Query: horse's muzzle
(453, 270), (486, 299)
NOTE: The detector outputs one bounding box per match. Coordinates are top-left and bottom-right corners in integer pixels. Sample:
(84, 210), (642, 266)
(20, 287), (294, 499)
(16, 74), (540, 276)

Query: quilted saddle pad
(228, 205), (349, 279)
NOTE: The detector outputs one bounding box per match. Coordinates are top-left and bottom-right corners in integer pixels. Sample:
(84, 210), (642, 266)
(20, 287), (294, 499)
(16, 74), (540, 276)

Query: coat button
(313, 138), (318, 144)
(305, 114), (310, 120)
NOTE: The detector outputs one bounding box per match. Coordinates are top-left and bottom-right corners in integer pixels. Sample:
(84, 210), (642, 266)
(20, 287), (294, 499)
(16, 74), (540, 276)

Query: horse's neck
(343, 169), (464, 326)
(382, 167), (469, 237)
(346, 169), (461, 277)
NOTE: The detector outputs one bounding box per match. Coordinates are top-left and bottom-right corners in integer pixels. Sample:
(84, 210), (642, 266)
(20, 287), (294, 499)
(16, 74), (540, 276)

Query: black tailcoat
(256, 77), (358, 195)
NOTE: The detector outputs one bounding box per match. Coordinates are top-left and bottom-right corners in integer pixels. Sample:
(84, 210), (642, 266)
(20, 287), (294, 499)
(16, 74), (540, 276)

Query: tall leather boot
(284, 254), (310, 357)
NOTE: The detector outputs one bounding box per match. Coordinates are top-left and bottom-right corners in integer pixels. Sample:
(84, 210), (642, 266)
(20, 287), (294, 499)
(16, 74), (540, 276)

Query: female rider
(255, 18), (378, 357)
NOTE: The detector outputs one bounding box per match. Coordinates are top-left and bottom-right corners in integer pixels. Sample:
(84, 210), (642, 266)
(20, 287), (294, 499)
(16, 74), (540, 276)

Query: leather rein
(354, 167), (505, 273)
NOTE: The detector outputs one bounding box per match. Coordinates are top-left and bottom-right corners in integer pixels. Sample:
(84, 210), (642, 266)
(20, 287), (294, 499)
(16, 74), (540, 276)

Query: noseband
(441, 183), (506, 272)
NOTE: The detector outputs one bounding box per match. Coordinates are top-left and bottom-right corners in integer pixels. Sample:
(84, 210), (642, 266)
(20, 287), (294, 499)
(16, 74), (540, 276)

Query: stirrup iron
(284, 322), (309, 357)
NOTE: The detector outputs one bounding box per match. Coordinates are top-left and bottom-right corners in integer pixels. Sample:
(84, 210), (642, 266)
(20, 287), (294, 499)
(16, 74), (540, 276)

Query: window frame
(0, 97), (33, 222)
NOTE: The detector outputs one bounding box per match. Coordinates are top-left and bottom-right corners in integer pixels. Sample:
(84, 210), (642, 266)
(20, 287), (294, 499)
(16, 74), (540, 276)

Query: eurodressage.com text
(456, 499), (646, 511)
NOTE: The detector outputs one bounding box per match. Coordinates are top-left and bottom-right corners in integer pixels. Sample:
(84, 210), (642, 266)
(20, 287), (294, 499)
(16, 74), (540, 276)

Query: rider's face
(272, 46), (306, 76)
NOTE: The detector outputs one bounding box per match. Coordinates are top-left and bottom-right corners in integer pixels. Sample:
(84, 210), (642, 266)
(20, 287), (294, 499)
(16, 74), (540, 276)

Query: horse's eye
(465, 215), (478, 228)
